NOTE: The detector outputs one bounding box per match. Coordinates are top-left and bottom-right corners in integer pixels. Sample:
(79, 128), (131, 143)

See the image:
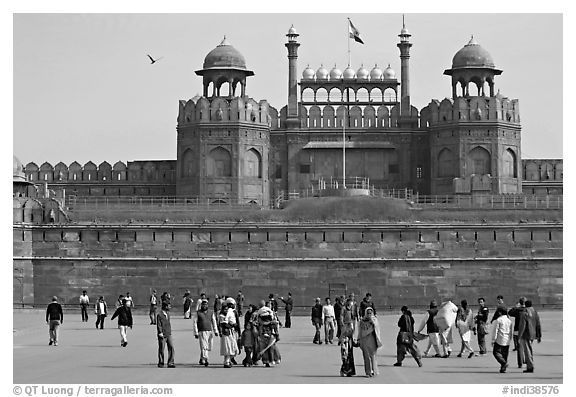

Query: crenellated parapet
(177, 96), (274, 127)
(421, 95), (520, 127)
(23, 160), (176, 183)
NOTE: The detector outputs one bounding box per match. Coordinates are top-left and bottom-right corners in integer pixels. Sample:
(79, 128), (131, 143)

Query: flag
(348, 19), (364, 44)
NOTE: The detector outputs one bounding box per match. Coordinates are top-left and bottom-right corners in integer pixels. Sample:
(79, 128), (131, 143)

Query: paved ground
(13, 310), (562, 384)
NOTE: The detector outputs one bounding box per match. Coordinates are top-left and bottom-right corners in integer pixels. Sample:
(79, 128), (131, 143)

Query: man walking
(491, 295), (507, 323)
(475, 297), (490, 355)
(194, 299), (218, 366)
(491, 307), (513, 373)
(417, 300), (442, 357)
(359, 292), (376, 318)
(236, 290), (245, 316)
(280, 292), (293, 328)
(149, 290), (158, 325)
(156, 302), (175, 368)
(79, 290), (90, 322)
(508, 297), (526, 367)
(46, 296), (63, 346)
(95, 296), (107, 329)
(517, 300), (542, 373)
(311, 298), (323, 344)
(334, 296), (344, 343)
(323, 297), (336, 344)
(111, 298), (133, 347)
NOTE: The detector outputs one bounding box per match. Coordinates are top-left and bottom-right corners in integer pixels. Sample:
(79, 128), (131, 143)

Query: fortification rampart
(13, 223), (562, 309)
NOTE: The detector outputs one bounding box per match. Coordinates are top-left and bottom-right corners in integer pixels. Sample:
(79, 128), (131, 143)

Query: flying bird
(147, 54), (163, 64)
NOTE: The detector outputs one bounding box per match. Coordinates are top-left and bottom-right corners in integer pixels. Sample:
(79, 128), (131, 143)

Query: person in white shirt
(323, 297), (336, 344)
(492, 306), (513, 373)
(79, 291), (90, 322)
(124, 292), (134, 309)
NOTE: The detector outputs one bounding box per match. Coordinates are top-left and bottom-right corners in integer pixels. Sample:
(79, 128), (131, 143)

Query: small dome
(13, 155), (26, 182)
(342, 65), (355, 80)
(370, 64), (383, 80)
(356, 64), (369, 80)
(202, 36), (247, 70)
(400, 26), (410, 36)
(329, 65), (342, 80)
(302, 65), (316, 80)
(383, 64), (396, 79)
(287, 25), (298, 35)
(316, 64), (329, 80)
(451, 36), (495, 69)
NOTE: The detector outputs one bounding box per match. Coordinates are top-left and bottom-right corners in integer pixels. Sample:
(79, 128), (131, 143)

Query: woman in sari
(456, 299), (475, 358)
(358, 307), (382, 377)
(339, 299), (356, 377)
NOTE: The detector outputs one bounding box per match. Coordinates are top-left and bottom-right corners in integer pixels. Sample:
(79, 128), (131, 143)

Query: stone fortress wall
(13, 223), (562, 310)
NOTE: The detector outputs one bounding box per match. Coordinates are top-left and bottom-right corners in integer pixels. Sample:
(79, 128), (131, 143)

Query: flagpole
(343, 18), (351, 189)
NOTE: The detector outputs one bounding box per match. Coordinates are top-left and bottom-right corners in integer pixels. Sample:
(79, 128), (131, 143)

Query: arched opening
(315, 87), (328, 102)
(302, 88), (315, 102)
(356, 87), (369, 102)
(468, 146), (491, 175)
(369, 88), (383, 102)
(181, 149), (195, 177)
(245, 148), (262, 178)
(438, 148), (455, 177)
(328, 88), (341, 103)
(503, 148), (517, 178)
(383, 88), (397, 102)
(207, 147), (232, 177)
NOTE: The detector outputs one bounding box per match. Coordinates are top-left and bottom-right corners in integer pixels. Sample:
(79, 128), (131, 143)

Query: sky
(12, 12), (563, 166)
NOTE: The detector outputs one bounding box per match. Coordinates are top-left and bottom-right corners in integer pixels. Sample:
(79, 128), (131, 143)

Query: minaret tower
(285, 25), (300, 129)
(397, 16), (412, 118)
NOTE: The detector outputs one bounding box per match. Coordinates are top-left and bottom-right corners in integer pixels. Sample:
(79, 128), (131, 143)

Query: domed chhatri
(329, 65), (342, 80)
(369, 64), (383, 80)
(383, 64), (396, 79)
(302, 64), (316, 80)
(287, 25), (298, 36)
(451, 36), (495, 69)
(356, 64), (369, 80)
(342, 65), (356, 80)
(202, 36), (248, 70)
(316, 64), (329, 80)
(13, 155), (26, 181)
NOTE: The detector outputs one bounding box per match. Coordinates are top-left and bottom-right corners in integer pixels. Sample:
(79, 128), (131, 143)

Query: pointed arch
(181, 148), (195, 177)
(207, 147), (232, 177)
(468, 146), (491, 175)
(245, 148), (262, 178)
(502, 148), (517, 178)
(438, 148), (455, 177)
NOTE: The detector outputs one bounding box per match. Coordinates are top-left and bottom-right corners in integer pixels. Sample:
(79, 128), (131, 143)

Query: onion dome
(370, 64), (383, 80)
(202, 36), (247, 70)
(356, 64), (369, 80)
(451, 36), (495, 69)
(302, 64), (316, 80)
(383, 64), (396, 79)
(13, 155), (26, 182)
(329, 65), (342, 80)
(288, 25), (298, 35)
(316, 64), (329, 80)
(342, 65), (356, 80)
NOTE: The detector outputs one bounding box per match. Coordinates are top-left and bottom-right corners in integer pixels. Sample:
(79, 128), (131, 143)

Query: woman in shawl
(339, 298), (356, 377)
(358, 307), (382, 377)
(182, 291), (193, 319)
(456, 299), (476, 358)
(393, 306), (422, 367)
(257, 306), (278, 367)
(218, 299), (240, 368)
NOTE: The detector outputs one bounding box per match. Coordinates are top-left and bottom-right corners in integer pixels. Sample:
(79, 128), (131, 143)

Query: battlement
(177, 96), (275, 127)
(421, 95), (520, 127)
(23, 160), (176, 184)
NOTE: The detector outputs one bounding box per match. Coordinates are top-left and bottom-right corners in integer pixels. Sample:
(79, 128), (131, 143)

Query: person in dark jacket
(491, 295), (507, 323)
(394, 306), (422, 367)
(111, 299), (133, 347)
(334, 296), (344, 343)
(417, 300), (441, 357)
(156, 302), (175, 368)
(517, 300), (542, 373)
(280, 292), (293, 328)
(474, 297), (490, 355)
(508, 297), (526, 367)
(95, 296), (107, 329)
(46, 296), (63, 346)
(311, 297), (323, 344)
(359, 292), (376, 318)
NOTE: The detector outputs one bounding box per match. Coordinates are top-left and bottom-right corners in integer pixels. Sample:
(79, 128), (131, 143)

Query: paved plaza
(13, 310), (562, 384)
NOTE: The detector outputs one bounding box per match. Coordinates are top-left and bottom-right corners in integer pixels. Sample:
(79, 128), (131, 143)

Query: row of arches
(437, 147), (518, 178)
(301, 86), (398, 103)
(523, 160), (562, 181)
(180, 147), (263, 178)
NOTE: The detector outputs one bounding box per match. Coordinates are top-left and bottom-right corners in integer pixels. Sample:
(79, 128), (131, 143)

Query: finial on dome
(403, 14), (405, 29)
(467, 35), (478, 45)
(220, 36), (230, 46)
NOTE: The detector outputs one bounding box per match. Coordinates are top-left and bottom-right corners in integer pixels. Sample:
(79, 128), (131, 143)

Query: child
(240, 323), (257, 367)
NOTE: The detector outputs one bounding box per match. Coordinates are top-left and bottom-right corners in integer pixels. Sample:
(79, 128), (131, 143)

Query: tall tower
(176, 37), (271, 206)
(397, 16), (412, 118)
(285, 25), (300, 129)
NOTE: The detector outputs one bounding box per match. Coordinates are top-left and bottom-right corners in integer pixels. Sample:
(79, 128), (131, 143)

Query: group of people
(47, 289), (543, 376)
(306, 292), (543, 377)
